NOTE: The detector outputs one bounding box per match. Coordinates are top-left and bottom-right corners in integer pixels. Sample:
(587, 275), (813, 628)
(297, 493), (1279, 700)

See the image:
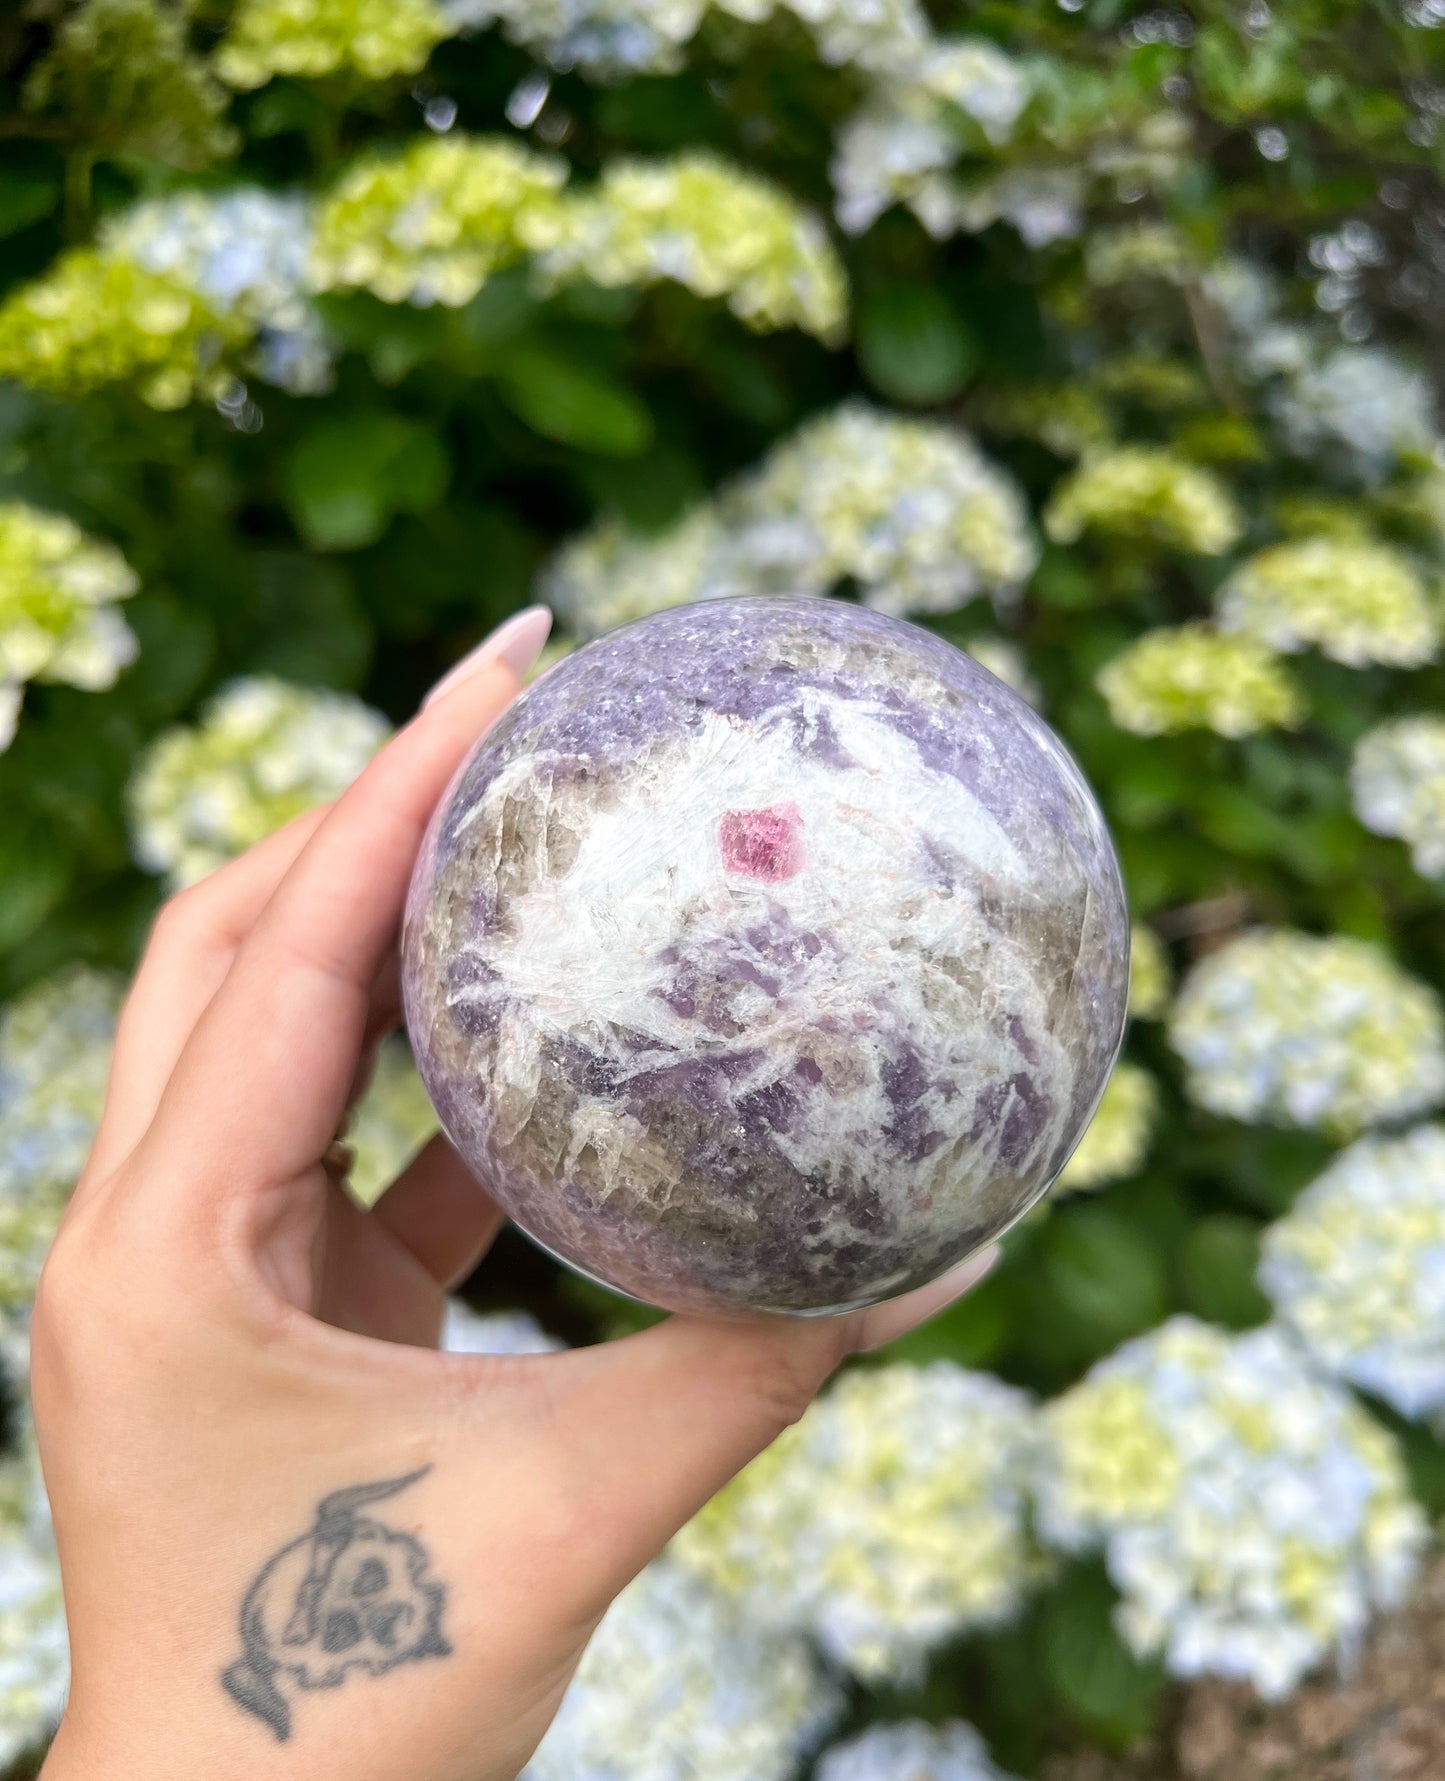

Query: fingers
(82, 805), (331, 1190)
(369, 1134), (504, 1290)
(514, 1247), (1001, 1610)
(151, 660), (524, 1199)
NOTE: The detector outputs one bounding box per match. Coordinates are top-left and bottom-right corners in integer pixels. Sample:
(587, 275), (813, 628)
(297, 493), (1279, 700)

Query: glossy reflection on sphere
(402, 597), (1129, 1317)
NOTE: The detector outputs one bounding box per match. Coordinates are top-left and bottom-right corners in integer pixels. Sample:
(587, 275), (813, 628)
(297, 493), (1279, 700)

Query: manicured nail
(854, 1245), (1001, 1353)
(423, 605), (552, 708)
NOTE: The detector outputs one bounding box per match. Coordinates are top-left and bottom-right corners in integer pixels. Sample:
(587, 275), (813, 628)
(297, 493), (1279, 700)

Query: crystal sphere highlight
(402, 597), (1129, 1317)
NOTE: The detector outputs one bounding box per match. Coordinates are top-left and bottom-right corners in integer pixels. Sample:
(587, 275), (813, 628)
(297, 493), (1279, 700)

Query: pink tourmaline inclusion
(718, 801), (804, 881)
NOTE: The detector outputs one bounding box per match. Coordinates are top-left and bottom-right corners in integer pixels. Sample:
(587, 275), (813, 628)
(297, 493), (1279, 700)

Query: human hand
(32, 610), (998, 1781)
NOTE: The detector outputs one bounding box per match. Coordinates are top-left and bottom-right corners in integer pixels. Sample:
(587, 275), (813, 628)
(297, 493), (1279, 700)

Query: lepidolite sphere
(402, 597), (1129, 1316)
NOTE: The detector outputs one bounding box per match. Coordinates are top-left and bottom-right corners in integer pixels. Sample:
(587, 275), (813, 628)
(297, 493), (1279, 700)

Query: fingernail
(423, 606), (552, 708)
(854, 1245), (1001, 1353)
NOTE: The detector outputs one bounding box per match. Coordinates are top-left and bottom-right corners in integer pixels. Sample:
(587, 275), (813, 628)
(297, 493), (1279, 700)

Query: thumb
(516, 1246), (999, 1612)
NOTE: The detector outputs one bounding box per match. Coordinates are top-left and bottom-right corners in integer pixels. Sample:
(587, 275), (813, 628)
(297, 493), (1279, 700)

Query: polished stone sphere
(402, 597), (1129, 1317)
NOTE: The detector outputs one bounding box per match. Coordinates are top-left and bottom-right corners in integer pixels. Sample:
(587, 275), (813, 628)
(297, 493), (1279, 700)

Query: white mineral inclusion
(403, 597), (1129, 1316)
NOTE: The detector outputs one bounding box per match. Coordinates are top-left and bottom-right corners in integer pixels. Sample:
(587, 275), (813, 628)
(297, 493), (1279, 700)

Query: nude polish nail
(422, 605), (553, 708)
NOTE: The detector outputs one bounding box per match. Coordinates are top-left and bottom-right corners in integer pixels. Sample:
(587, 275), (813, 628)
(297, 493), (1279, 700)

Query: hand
(32, 617), (997, 1781)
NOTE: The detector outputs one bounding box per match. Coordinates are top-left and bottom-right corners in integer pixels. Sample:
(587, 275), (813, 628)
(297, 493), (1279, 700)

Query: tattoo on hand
(221, 1466), (451, 1742)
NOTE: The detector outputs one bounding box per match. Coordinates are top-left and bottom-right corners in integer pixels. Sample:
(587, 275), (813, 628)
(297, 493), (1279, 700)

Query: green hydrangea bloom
(1096, 624), (1305, 739)
(215, 0), (451, 90)
(1045, 447), (1242, 554)
(1216, 538), (1439, 669)
(1128, 924), (1171, 1020)
(540, 153), (848, 343)
(0, 246), (247, 410)
(1351, 716), (1445, 878)
(1169, 929), (1445, 1135)
(310, 135), (570, 306)
(673, 1362), (1043, 1683)
(1260, 1125), (1445, 1431)
(346, 1036), (440, 1209)
(128, 676), (390, 888)
(0, 502), (140, 749)
(1084, 222), (1195, 287)
(0, 968), (123, 1343)
(1035, 1317), (1427, 1699)
(1055, 1062), (1158, 1194)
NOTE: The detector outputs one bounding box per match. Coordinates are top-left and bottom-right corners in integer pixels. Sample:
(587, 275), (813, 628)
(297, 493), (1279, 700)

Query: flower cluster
(441, 1300), (563, 1355)
(1216, 539), (1438, 670)
(1045, 448), (1242, 555)
(672, 1362), (1040, 1683)
(0, 1444), (67, 1770)
(103, 188), (334, 396)
(0, 502), (140, 750)
(1351, 716), (1445, 877)
(1055, 1063), (1158, 1195)
(1096, 624), (1304, 739)
(0, 245), (246, 410)
(1035, 1318), (1428, 1699)
(544, 402), (1037, 635)
(310, 135), (570, 308)
(128, 676), (390, 889)
(215, 0), (450, 89)
(1128, 925), (1171, 1020)
(522, 1557), (837, 1781)
(539, 154), (847, 343)
(0, 968), (122, 1352)
(346, 1037), (440, 1209)
(1169, 930), (1445, 1135)
(1260, 1126), (1445, 1430)
(816, 1720), (1021, 1781)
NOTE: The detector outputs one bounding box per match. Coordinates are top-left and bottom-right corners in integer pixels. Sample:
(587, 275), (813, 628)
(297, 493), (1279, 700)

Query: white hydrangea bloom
(0, 1439), (67, 1768)
(1169, 929), (1445, 1135)
(0, 968), (123, 1346)
(522, 1557), (838, 1781)
(1055, 1062), (1158, 1195)
(955, 166), (1085, 249)
(962, 637), (1041, 707)
(1034, 1317), (1428, 1699)
(0, 502), (140, 747)
(1352, 716), (1445, 877)
(672, 1362), (1041, 1683)
(539, 153), (847, 343)
(128, 676), (391, 889)
(1275, 346), (1437, 478)
(541, 508), (727, 639)
(1261, 1126), (1445, 1429)
(440, 1300), (564, 1355)
(1216, 539), (1439, 669)
(103, 189), (334, 395)
(816, 1719), (1022, 1781)
(346, 1036), (440, 1208)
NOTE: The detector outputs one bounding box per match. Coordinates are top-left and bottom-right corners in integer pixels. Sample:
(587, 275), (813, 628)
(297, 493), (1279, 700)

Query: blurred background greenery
(5, 1), (1445, 1777)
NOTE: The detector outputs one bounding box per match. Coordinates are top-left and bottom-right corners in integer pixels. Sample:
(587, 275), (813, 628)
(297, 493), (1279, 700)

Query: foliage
(4, 0), (1445, 1774)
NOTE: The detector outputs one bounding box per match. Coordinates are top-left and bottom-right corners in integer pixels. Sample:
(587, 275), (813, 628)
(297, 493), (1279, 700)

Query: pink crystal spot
(719, 801), (804, 881)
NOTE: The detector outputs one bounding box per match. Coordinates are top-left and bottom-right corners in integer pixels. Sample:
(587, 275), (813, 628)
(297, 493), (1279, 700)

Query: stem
(63, 147), (96, 239)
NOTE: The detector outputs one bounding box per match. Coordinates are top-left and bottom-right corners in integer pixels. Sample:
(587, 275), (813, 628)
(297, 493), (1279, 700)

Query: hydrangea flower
(0, 968), (123, 1345)
(1128, 925), (1171, 1020)
(310, 136), (570, 308)
(539, 154), (847, 343)
(1216, 539), (1438, 670)
(522, 1557), (838, 1781)
(1351, 716), (1445, 877)
(1169, 930), (1445, 1135)
(1055, 1063), (1158, 1195)
(962, 636), (1041, 707)
(0, 1443), (68, 1769)
(440, 1300), (563, 1355)
(346, 1036), (440, 1208)
(816, 1720), (1022, 1781)
(1034, 1317), (1428, 1699)
(1096, 624), (1304, 739)
(1045, 448), (1242, 555)
(1274, 346), (1437, 479)
(0, 246), (246, 410)
(0, 502), (140, 749)
(672, 1362), (1041, 1683)
(543, 404), (1036, 635)
(103, 188), (333, 396)
(128, 677), (390, 889)
(1260, 1126), (1445, 1430)
(215, 0), (450, 89)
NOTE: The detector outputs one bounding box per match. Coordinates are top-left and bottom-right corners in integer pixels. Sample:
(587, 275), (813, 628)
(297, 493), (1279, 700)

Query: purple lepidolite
(402, 596), (1129, 1316)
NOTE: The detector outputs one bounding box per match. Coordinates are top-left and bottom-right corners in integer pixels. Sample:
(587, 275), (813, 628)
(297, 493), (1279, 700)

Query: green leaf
(0, 814), (72, 955)
(499, 349), (654, 457)
(857, 283), (978, 406)
(1042, 1206), (1167, 1341)
(1176, 1215), (1271, 1329)
(0, 170), (59, 239)
(284, 414), (450, 552)
(1042, 1564), (1165, 1735)
(239, 552), (372, 687)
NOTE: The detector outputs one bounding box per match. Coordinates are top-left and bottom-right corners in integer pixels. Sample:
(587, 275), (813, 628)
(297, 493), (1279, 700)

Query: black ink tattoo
(221, 1466), (450, 1742)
